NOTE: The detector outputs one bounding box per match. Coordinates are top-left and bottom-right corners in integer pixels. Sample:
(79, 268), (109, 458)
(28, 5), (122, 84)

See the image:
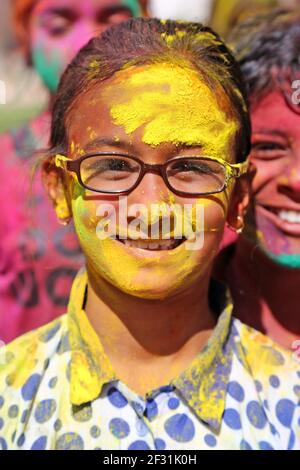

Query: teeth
(121, 238), (183, 250)
(278, 210), (300, 224)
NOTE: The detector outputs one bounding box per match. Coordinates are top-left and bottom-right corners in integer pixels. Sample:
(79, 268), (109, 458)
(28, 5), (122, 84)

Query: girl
(0, 18), (299, 450)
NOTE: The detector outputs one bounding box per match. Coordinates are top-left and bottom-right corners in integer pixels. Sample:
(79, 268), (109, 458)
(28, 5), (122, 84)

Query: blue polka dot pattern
(227, 381), (245, 402)
(31, 436), (47, 450)
(246, 401), (267, 429)
(90, 425), (101, 438)
(0, 437), (7, 450)
(269, 375), (280, 388)
(204, 434), (217, 447)
(276, 400), (295, 428)
(240, 439), (252, 450)
(109, 418), (130, 439)
(55, 433), (84, 450)
(49, 377), (58, 389)
(108, 387), (128, 408)
(21, 374), (41, 401)
(135, 417), (149, 437)
(40, 322), (61, 343)
(259, 441), (273, 450)
(128, 440), (151, 450)
(165, 414), (195, 442)
(168, 397), (180, 410)
(34, 399), (56, 423)
(155, 438), (166, 450)
(0, 284), (299, 450)
(223, 408), (242, 430)
(8, 405), (19, 418)
(17, 434), (25, 447)
(144, 399), (158, 421)
(288, 430), (296, 450)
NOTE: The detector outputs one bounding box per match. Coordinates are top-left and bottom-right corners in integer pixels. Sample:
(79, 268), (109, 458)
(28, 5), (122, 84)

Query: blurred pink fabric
(0, 112), (83, 343)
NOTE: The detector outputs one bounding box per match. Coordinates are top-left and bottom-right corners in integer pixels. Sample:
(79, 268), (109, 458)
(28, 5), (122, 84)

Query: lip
(111, 235), (189, 258)
(257, 204), (300, 237)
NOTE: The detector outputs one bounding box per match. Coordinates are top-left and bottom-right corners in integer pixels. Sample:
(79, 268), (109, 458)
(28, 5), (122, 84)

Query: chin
(260, 245), (300, 270)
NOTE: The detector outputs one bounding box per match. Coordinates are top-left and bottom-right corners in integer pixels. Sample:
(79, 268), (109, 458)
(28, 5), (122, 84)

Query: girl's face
(50, 63), (247, 299)
(248, 91), (300, 268)
(29, 0), (138, 91)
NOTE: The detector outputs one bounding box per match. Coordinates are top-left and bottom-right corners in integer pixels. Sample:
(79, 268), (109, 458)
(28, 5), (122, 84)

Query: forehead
(33, 0), (124, 14)
(67, 62), (238, 157)
(251, 91), (300, 137)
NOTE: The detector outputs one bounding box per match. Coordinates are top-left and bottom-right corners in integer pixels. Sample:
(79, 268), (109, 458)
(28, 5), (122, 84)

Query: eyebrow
(40, 7), (75, 16)
(82, 137), (136, 154)
(252, 129), (288, 139)
(41, 4), (131, 17)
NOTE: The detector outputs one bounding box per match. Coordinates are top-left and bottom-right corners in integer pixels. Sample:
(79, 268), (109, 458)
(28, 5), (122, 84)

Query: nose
(278, 158), (300, 202)
(129, 172), (171, 206)
(126, 173), (179, 238)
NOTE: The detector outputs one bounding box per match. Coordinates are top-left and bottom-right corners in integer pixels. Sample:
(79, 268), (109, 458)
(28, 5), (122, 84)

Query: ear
(226, 162), (256, 233)
(42, 158), (72, 224)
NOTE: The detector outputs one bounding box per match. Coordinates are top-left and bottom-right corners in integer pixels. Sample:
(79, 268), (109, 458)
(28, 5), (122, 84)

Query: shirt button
(131, 400), (145, 416)
(144, 398), (158, 421)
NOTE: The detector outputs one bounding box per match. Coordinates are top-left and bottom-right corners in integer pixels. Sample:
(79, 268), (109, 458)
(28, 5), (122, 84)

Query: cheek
(31, 34), (65, 91)
(250, 159), (279, 197)
(30, 26), (83, 91)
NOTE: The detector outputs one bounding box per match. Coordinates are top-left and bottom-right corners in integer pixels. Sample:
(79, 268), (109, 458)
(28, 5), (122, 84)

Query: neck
(85, 264), (216, 394)
(229, 236), (300, 350)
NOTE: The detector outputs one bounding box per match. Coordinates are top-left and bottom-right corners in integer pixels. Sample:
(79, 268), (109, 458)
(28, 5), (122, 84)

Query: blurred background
(0, 0), (299, 133)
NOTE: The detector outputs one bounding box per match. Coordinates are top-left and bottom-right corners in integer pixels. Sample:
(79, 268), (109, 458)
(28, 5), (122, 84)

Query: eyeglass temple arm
(229, 160), (249, 177)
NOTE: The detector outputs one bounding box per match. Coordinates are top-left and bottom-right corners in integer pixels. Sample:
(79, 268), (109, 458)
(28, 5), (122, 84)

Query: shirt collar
(68, 268), (234, 432)
(68, 268), (117, 406)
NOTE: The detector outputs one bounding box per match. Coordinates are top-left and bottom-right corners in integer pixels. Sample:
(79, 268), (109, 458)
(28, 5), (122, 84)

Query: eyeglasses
(55, 152), (249, 197)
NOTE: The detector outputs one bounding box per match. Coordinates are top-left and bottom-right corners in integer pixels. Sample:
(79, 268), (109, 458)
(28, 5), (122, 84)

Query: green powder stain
(32, 47), (62, 92)
(122, 0), (141, 16)
(268, 253), (300, 270)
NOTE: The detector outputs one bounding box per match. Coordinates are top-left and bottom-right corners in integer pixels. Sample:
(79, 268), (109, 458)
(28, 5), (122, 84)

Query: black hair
(230, 9), (300, 110)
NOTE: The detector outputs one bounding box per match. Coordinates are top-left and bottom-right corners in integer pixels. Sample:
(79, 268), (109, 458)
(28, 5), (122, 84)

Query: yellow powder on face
(87, 126), (97, 140)
(102, 62), (239, 159)
(68, 62), (237, 299)
(71, 180), (224, 299)
(69, 141), (85, 157)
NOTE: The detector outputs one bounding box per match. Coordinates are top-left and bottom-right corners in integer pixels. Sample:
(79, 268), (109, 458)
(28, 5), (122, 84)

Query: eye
(86, 158), (134, 173)
(40, 11), (75, 37)
(169, 160), (221, 175)
(97, 7), (132, 25)
(251, 141), (288, 160)
(106, 10), (132, 25)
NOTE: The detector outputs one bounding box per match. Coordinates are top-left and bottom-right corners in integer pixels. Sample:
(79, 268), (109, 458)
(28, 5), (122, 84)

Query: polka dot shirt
(0, 269), (299, 450)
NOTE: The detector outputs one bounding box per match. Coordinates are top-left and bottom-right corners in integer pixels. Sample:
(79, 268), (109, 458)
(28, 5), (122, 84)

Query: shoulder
(233, 318), (299, 375)
(0, 314), (69, 402)
(231, 318), (300, 449)
(0, 315), (70, 449)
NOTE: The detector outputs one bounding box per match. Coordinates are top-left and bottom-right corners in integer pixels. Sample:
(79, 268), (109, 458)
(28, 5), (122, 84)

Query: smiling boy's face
(247, 90), (300, 268)
(49, 62), (247, 299)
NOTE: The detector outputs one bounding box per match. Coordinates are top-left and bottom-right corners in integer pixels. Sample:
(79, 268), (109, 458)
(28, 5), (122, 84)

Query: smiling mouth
(263, 206), (300, 224)
(115, 235), (186, 250)
(258, 205), (300, 237)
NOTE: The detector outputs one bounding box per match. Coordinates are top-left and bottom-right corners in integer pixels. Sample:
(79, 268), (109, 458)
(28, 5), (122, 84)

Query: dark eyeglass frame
(55, 152), (249, 197)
